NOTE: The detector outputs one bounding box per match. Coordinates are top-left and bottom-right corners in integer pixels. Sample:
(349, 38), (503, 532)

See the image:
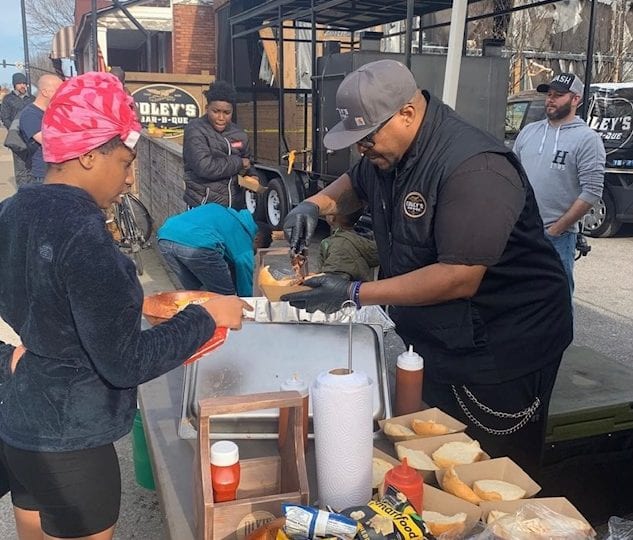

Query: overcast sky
(0, 1), (29, 88)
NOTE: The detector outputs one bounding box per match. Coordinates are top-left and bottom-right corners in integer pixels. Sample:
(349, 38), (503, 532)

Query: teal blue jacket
(157, 204), (258, 296)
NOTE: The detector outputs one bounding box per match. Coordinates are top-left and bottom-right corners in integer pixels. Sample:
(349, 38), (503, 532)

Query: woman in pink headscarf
(0, 72), (250, 540)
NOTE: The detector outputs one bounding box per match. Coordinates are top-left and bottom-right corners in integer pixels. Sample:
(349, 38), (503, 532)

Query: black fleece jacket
(0, 184), (215, 451)
(0, 91), (34, 129)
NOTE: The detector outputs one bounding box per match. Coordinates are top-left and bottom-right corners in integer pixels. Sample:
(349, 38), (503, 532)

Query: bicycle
(106, 193), (153, 275)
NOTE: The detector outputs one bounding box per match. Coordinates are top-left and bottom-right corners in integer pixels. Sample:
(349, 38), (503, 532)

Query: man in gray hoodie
(513, 73), (605, 293)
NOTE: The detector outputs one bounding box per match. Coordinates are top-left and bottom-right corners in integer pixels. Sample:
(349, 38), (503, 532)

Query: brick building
(72, 0), (217, 76)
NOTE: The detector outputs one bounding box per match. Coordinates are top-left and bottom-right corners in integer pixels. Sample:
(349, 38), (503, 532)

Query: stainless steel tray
(178, 321), (391, 439)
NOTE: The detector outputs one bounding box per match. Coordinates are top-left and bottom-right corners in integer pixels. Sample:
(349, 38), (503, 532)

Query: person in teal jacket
(157, 204), (271, 296)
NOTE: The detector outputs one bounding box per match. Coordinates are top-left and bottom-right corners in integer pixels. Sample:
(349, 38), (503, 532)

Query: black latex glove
(280, 274), (351, 314)
(283, 201), (320, 254)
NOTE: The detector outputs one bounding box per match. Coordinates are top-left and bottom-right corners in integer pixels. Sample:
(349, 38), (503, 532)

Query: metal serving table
(138, 328), (404, 540)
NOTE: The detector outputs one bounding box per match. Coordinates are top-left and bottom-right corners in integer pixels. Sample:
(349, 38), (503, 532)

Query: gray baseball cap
(537, 73), (584, 98)
(323, 59), (418, 150)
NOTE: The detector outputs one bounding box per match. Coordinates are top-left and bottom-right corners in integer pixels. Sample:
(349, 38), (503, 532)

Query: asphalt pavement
(0, 133), (631, 538)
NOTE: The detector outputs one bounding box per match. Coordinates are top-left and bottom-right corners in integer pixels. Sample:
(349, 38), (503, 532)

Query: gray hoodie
(513, 117), (605, 231)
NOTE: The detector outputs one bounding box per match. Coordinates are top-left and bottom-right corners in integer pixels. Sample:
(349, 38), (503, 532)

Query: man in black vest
(281, 60), (572, 473)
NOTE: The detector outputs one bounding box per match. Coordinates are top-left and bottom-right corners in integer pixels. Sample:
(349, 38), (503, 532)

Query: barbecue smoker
(216, 0), (510, 229)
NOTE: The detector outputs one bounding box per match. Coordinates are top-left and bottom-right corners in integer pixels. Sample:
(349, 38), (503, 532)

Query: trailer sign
(587, 93), (633, 153)
(132, 84), (200, 137)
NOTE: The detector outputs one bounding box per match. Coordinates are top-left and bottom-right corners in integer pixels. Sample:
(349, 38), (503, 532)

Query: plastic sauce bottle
(394, 345), (424, 416)
(383, 457), (424, 513)
(210, 440), (240, 502)
(278, 375), (309, 450)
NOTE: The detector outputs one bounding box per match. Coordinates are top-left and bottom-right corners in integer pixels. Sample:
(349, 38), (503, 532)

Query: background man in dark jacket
(282, 60), (572, 475)
(182, 80), (259, 209)
(1, 73), (34, 187)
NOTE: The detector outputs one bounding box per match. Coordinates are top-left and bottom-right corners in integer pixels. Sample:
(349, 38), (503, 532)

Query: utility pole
(20, 0), (31, 92)
(91, 0), (98, 71)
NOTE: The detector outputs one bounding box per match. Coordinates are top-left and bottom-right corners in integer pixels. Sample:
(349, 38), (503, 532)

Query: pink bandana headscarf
(42, 72), (142, 163)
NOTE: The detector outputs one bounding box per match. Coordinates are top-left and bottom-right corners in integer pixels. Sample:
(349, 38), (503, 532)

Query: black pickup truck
(505, 85), (633, 237)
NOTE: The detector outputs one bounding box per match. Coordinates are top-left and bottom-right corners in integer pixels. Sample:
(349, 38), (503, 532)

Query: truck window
(525, 100), (546, 125)
(505, 101), (529, 140)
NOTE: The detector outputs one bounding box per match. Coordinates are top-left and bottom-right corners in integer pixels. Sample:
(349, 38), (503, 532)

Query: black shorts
(0, 440), (121, 537)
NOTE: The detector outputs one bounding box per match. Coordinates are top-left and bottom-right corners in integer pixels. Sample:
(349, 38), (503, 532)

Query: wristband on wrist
(348, 281), (362, 309)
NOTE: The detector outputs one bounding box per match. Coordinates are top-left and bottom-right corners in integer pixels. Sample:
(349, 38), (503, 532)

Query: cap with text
(537, 73), (584, 98)
(323, 59), (418, 150)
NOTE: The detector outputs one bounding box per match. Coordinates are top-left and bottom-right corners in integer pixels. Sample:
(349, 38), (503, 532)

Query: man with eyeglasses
(281, 59), (572, 474)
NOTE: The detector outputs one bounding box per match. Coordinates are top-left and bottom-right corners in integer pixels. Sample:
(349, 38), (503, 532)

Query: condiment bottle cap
(210, 440), (239, 466)
(281, 375), (309, 396)
(397, 345), (424, 371)
(387, 456), (422, 484)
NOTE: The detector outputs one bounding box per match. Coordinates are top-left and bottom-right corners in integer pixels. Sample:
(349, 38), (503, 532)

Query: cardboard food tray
(480, 497), (595, 539)
(395, 432), (491, 484)
(435, 457), (541, 502)
(424, 484), (482, 538)
(373, 447), (400, 467)
(379, 408), (467, 442)
(480, 497), (591, 527)
(372, 447), (400, 490)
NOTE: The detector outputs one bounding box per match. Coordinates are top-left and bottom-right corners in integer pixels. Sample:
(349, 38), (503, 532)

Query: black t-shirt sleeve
(435, 153), (526, 266)
(348, 158), (369, 202)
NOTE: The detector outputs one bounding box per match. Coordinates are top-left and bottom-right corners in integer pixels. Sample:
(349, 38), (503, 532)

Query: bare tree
(29, 50), (61, 81)
(25, 0), (75, 51)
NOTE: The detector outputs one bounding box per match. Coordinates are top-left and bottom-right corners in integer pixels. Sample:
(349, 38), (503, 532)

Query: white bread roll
(432, 440), (484, 469)
(383, 422), (416, 439)
(396, 446), (439, 471)
(441, 467), (481, 504)
(372, 458), (394, 490)
(422, 511), (467, 537)
(473, 479), (526, 501)
(411, 419), (454, 437)
(258, 265), (300, 286)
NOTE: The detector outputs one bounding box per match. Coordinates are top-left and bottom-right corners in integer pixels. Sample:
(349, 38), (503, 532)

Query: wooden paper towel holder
(193, 391), (309, 540)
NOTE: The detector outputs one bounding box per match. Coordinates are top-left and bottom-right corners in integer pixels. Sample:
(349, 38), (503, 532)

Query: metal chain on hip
(451, 385), (541, 436)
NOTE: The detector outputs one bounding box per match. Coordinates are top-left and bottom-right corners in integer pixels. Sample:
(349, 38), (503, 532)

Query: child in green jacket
(319, 208), (379, 282)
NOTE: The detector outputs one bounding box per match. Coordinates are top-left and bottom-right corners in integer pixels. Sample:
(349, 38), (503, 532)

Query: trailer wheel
(584, 187), (622, 238)
(245, 190), (266, 221)
(265, 178), (288, 229)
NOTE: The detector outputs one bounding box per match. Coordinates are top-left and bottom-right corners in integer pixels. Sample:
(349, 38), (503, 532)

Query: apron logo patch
(403, 192), (427, 218)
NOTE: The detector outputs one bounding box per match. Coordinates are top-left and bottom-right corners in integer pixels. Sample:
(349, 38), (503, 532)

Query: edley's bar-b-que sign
(132, 84), (200, 138)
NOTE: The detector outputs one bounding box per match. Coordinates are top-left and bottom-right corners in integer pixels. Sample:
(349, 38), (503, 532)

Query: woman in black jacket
(182, 81), (259, 209)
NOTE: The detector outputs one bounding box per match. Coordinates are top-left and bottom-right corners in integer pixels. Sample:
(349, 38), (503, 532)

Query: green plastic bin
(132, 409), (156, 490)
(540, 346), (633, 524)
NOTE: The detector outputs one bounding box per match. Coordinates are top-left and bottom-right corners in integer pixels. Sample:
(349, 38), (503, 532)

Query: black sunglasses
(357, 115), (394, 149)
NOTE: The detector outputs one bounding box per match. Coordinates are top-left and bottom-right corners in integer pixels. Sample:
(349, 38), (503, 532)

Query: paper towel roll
(312, 369), (373, 509)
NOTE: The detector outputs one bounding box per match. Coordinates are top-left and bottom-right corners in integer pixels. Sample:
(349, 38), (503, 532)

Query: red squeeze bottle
(210, 441), (240, 502)
(383, 457), (424, 513)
